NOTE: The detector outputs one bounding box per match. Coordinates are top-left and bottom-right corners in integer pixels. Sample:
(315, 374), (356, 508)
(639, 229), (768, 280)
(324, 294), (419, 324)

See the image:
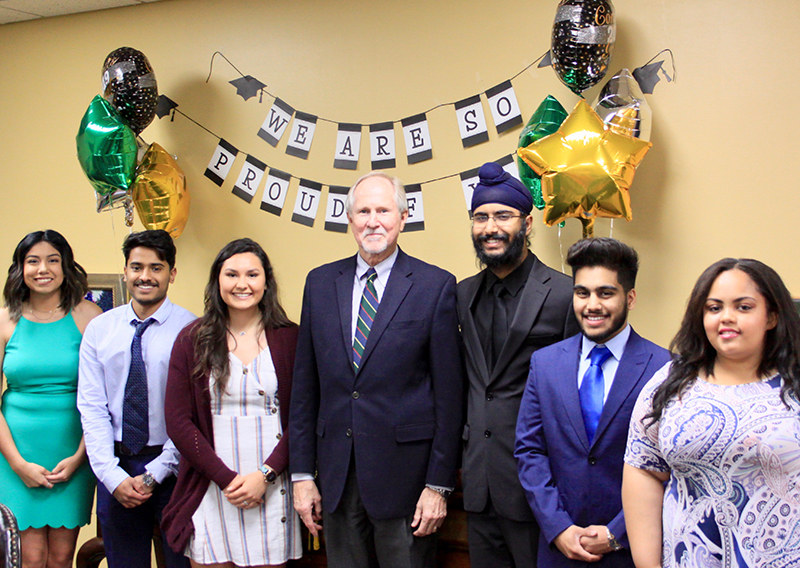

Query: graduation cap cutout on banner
(633, 61), (671, 95)
(156, 95), (179, 119)
(538, 51), (552, 68)
(229, 75), (267, 101)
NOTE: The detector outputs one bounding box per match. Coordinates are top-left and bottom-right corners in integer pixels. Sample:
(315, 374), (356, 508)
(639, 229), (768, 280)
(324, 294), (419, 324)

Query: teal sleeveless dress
(0, 313), (95, 530)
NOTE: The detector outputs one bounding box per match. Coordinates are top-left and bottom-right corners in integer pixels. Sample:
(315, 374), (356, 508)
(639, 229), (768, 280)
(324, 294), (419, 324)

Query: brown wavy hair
(193, 238), (293, 392)
(3, 230), (89, 322)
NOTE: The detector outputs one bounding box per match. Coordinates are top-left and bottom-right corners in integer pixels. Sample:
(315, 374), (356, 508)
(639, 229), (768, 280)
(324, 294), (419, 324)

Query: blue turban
(471, 162), (533, 214)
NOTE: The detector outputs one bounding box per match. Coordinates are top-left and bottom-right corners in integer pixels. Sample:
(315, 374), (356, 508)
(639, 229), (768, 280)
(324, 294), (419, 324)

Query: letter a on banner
(403, 184), (425, 232)
(232, 155), (266, 203)
(486, 80), (523, 134)
(370, 122), (396, 169)
(286, 111), (318, 159)
(291, 179), (322, 227)
(401, 114), (432, 164)
(455, 95), (489, 148)
(204, 139), (238, 186)
(460, 167), (480, 217)
(324, 185), (349, 233)
(334, 123), (362, 170)
(258, 98), (295, 147)
(260, 168), (291, 216)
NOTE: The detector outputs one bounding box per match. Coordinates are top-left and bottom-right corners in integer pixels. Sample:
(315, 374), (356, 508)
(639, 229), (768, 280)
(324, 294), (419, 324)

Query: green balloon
(76, 95), (137, 197)
(517, 95), (568, 210)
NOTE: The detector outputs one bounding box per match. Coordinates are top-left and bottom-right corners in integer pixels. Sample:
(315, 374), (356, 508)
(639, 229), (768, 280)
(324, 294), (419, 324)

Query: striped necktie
(353, 268), (379, 370)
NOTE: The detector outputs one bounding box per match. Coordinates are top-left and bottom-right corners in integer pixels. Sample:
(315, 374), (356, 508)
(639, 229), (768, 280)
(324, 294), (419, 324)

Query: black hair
(566, 237), (639, 292)
(122, 230), (176, 269)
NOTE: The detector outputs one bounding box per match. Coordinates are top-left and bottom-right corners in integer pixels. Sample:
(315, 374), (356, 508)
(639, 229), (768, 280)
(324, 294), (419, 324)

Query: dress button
(346, 429), (353, 437)
(280, 488), (286, 495)
(272, 408), (278, 414)
(275, 433), (282, 440)
(484, 430), (491, 438)
(281, 517), (286, 523)
(588, 456), (597, 465)
(486, 392), (493, 401)
(352, 391), (359, 399)
(258, 390), (265, 396)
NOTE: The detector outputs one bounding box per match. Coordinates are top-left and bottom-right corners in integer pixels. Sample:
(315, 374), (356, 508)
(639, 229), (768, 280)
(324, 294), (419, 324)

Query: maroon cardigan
(161, 320), (299, 553)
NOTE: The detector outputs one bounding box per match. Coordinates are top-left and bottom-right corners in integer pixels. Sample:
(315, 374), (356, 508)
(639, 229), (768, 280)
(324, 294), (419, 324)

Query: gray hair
(344, 171), (408, 216)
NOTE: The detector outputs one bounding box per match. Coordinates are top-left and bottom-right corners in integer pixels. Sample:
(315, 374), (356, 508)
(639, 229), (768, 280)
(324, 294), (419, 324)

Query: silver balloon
(592, 68), (652, 141)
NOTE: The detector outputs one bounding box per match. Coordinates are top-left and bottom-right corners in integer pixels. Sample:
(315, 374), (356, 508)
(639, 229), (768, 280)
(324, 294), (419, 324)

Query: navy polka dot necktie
(122, 318), (155, 454)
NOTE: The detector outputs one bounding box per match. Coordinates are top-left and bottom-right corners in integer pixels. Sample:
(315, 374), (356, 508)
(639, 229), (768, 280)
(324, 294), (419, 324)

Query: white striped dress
(187, 347), (302, 565)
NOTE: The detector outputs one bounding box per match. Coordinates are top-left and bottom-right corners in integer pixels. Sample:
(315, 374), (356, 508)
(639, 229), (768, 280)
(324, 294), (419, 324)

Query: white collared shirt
(78, 297), (196, 493)
(350, 247), (398, 342)
(577, 324), (632, 403)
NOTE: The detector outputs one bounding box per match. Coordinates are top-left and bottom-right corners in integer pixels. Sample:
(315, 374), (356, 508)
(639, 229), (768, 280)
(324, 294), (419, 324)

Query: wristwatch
(426, 485), (452, 499)
(259, 464), (277, 484)
(142, 471), (157, 489)
(606, 528), (623, 551)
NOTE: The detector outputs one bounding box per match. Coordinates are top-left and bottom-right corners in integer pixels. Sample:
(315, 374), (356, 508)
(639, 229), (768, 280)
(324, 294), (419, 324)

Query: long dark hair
(3, 230), (89, 321)
(193, 238), (292, 392)
(648, 258), (800, 424)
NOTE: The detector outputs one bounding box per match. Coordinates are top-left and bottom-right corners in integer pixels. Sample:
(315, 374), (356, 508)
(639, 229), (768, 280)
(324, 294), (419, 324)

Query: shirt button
(346, 429), (353, 437)
(272, 408), (278, 414)
(352, 391), (359, 399)
(258, 390), (265, 396)
(588, 456), (597, 465)
(280, 489), (286, 495)
(281, 517), (286, 523)
(486, 392), (494, 401)
(275, 433), (282, 440)
(484, 430), (492, 438)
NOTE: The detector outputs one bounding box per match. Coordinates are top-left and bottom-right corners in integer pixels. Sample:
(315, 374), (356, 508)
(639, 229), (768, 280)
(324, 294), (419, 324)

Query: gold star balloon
(131, 143), (191, 238)
(517, 100), (652, 238)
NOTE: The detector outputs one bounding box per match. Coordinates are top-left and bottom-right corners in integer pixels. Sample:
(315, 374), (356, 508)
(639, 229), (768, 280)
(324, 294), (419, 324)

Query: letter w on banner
(232, 155), (266, 203)
(485, 80), (522, 134)
(401, 114), (432, 164)
(403, 184), (425, 232)
(286, 111), (317, 159)
(325, 185), (349, 233)
(291, 179), (322, 227)
(260, 168), (291, 216)
(204, 139), (238, 186)
(258, 98), (294, 147)
(370, 122), (396, 169)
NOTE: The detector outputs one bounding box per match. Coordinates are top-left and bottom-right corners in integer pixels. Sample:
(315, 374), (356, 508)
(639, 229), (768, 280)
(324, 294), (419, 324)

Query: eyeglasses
(471, 212), (524, 226)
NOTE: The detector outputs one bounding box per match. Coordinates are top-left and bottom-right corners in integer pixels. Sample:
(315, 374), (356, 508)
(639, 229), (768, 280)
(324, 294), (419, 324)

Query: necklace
(231, 320), (260, 337)
(28, 306), (59, 321)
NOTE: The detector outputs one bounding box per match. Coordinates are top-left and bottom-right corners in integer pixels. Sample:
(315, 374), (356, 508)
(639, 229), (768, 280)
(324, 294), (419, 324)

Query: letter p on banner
(204, 139), (238, 186)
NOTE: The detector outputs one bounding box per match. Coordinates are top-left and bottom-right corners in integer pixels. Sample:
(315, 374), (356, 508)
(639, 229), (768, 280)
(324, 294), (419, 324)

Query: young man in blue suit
(289, 172), (463, 568)
(515, 238), (670, 567)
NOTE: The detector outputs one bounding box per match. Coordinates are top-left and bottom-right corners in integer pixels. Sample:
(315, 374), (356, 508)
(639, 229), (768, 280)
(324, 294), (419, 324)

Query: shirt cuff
(291, 473), (315, 482)
(103, 467), (131, 495)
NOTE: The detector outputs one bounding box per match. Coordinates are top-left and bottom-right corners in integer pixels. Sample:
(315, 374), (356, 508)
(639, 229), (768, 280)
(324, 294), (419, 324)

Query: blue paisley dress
(625, 365), (800, 568)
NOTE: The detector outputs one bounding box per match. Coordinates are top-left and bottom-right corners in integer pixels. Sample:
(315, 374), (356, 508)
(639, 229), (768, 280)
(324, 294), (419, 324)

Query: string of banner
(158, 50), (671, 234)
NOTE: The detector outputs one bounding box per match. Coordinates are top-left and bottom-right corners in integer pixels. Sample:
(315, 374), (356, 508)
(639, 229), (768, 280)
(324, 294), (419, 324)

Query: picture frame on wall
(85, 274), (127, 313)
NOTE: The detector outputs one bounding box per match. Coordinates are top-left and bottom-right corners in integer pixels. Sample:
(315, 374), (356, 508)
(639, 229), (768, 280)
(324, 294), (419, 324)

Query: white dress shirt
(78, 297), (196, 493)
(577, 324), (632, 403)
(350, 247), (398, 342)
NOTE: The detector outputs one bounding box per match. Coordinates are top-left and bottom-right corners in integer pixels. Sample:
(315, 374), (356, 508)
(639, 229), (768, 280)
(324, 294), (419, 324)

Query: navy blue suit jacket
(289, 248), (464, 519)
(515, 329), (670, 568)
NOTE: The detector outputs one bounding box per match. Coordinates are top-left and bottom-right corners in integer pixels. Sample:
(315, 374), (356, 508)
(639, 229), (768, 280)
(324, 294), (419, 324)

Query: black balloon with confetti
(551, 0), (615, 95)
(101, 47), (158, 135)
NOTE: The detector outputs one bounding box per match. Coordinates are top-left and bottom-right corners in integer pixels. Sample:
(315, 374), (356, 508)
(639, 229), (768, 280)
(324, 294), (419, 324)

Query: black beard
(582, 304), (629, 344)
(473, 226), (527, 270)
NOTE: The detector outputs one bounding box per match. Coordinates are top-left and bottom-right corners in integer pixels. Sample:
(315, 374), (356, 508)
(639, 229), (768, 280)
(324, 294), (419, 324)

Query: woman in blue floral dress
(623, 258), (800, 568)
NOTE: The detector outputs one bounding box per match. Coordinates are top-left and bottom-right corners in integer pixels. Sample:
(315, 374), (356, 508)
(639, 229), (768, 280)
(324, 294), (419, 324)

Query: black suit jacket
(289, 248), (464, 519)
(457, 254), (578, 521)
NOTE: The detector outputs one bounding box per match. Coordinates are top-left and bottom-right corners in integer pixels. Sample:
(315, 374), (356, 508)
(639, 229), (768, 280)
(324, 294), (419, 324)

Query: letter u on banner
(291, 179), (322, 227)
(325, 185), (349, 233)
(486, 80), (522, 134)
(204, 139), (239, 186)
(260, 168), (291, 216)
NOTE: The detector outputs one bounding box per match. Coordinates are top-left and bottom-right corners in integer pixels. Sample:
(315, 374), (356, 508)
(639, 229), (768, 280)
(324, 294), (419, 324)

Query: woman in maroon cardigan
(162, 238), (301, 567)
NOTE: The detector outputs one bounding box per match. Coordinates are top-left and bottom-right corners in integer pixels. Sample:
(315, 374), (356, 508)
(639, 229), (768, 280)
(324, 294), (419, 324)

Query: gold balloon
(517, 100), (652, 238)
(131, 143), (190, 238)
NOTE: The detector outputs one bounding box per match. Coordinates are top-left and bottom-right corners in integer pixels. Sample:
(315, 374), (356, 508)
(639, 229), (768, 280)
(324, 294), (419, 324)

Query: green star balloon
(517, 95), (568, 210)
(76, 95), (137, 197)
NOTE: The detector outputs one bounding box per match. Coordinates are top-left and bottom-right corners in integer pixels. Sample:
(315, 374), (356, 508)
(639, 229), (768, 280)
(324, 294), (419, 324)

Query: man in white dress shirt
(78, 230), (195, 568)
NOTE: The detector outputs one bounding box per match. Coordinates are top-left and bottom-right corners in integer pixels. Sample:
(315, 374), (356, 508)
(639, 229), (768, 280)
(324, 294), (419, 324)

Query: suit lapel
(335, 256), (357, 373)
(592, 330), (650, 446)
(556, 335), (591, 451)
(491, 256), (551, 383)
(460, 274), (490, 384)
(356, 250), (412, 373)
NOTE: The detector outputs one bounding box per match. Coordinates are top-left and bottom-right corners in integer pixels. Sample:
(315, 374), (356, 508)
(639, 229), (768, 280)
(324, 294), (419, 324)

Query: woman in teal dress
(0, 230), (101, 568)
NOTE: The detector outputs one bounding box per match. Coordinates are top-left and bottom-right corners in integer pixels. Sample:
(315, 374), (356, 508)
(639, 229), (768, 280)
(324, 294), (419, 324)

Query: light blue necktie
(579, 345), (612, 443)
(122, 318), (155, 454)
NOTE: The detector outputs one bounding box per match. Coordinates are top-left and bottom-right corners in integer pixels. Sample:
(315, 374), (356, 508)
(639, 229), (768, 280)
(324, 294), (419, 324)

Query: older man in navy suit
(515, 238), (670, 567)
(289, 171), (463, 568)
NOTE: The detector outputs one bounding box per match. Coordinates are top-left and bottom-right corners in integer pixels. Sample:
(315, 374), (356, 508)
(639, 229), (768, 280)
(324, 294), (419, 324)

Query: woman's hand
(13, 461), (53, 488)
(224, 472), (267, 509)
(45, 453), (84, 484)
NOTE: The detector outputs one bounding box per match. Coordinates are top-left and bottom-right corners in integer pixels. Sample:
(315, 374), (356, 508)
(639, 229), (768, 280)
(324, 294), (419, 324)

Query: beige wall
(2, 0), (799, 557)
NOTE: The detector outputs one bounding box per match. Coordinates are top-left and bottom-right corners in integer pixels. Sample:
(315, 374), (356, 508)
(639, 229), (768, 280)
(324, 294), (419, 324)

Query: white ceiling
(0, 0), (164, 25)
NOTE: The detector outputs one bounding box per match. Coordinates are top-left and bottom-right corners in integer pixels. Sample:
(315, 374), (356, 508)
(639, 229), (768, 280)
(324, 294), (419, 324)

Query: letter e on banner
(286, 112), (318, 159)
(401, 114), (432, 164)
(325, 185), (349, 233)
(204, 139), (239, 186)
(291, 179), (322, 227)
(260, 168), (291, 216)
(455, 95), (489, 148)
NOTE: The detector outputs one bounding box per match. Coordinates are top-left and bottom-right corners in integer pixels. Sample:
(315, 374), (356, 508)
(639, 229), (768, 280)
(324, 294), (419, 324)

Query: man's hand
(554, 525), (603, 562)
(225, 472), (266, 509)
(112, 477), (151, 508)
(410, 487), (447, 537)
(580, 525), (615, 555)
(131, 474), (156, 496)
(293, 480), (323, 537)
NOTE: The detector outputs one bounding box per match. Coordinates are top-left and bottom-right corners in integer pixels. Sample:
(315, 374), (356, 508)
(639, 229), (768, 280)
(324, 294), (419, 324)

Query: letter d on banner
(324, 185), (349, 233)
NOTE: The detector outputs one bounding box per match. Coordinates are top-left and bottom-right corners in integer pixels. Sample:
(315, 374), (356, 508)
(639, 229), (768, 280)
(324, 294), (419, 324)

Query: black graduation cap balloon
(633, 61), (668, 95)
(550, 0), (616, 95)
(229, 75), (267, 101)
(102, 47), (158, 135)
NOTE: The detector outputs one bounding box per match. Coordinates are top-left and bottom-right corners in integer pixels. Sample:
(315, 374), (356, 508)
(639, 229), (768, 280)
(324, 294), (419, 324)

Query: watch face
(142, 473), (155, 487)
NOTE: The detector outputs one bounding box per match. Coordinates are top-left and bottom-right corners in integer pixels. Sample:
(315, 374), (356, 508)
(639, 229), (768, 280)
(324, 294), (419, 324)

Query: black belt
(114, 442), (164, 457)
